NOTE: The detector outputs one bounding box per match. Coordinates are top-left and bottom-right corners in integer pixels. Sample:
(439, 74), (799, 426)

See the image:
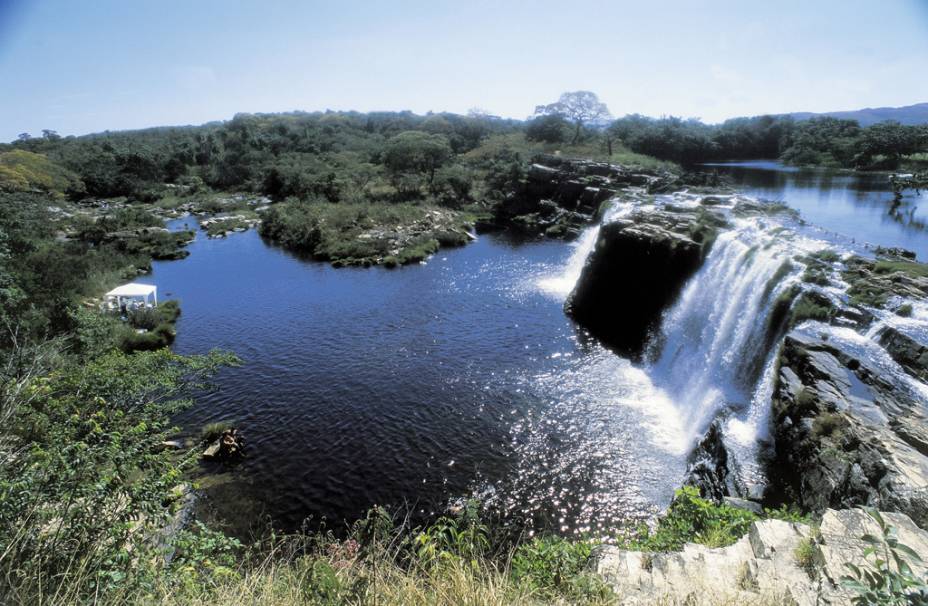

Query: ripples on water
(150, 222), (685, 536)
(152, 168), (928, 539)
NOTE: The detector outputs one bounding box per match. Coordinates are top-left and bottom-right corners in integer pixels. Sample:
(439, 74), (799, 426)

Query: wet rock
(876, 325), (928, 382)
(202, 428), (246, 461)
(565, 208), (715, 357)
(593, 507), (928, 605)
(768, 331), (928, 526)
(874, 246), (917, 260)
(683, 421), (734, 502)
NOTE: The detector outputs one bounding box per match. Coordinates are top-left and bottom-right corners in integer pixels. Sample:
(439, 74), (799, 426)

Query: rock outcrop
(768, 330), (928, 527)
(594, 508), (928, 605)
(493, 156), (668, 239)
(682, 421), (737, 502)
(565, 206), (723, 357)
(877, 325), (928, 382)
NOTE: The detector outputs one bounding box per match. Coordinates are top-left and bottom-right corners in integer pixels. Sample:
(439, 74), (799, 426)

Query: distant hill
(785, 102), (928, 126)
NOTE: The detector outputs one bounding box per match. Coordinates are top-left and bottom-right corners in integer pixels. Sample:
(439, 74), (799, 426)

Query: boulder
(768, 331), (928, 526)
(202, 428), (246, 461)
(565, 209), (712, 357)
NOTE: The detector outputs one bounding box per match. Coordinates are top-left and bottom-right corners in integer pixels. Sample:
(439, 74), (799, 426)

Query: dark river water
(147, 223), (683, 537)
(139, 161), (927, 539)
(706, 161), (928, 260)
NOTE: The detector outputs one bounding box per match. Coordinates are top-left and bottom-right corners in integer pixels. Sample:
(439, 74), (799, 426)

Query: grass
(790, 294), (833, 326)
(617, 487), (758, 552)
(873, 260), (928, 278)
(794, 538), (816, 577)
(200, 420), (235, 443)
(845, 257), (928, 308)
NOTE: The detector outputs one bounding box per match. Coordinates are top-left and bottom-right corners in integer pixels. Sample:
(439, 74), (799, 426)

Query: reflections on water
(147, 164), (927, 538)
(148, 223), (686, 536)
(706, 161), (928, 260)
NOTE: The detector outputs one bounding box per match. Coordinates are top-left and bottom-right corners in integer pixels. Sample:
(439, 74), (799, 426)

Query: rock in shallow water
(565, 208), (716, 358)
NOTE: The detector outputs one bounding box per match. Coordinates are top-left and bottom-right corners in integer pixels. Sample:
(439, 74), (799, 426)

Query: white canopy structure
(104, 283), (157, 310)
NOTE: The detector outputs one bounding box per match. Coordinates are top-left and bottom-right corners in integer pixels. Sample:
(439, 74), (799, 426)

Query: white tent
(104, 283), (158, 310)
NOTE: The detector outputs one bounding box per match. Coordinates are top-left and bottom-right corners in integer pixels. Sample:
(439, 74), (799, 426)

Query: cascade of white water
(648, 219), (803, 445)
(538, 225), (602, 297)
(538, 203), (636, 298)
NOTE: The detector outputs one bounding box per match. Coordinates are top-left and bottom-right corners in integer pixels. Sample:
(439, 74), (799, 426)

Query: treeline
(607, 114), (928, 169)
(4, 111), (529, 206)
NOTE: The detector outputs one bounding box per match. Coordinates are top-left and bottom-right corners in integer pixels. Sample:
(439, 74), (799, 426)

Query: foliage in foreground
(0, 344), (238, 605)
(841, 509), (928, 605)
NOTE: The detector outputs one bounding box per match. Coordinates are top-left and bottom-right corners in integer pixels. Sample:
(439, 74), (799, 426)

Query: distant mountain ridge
(783, 102), (928, 126)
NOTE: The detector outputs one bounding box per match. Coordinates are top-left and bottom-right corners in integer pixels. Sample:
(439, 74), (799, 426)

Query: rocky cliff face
(594, 508), (928, 605)
(565, 205), (724, 358)
(768, 329), (928, 526)
(492, 155), (671, 239)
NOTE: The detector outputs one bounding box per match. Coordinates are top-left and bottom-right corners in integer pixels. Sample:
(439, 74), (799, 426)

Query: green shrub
(0, 346), (238, 602)
(619, 486), (758, 552)
(790, 293), (833, 325)
(412, 501), (489, 567)
(511, 535), (611, 601)
(794, 537), (817, 577)
(200, 420), (235, 443)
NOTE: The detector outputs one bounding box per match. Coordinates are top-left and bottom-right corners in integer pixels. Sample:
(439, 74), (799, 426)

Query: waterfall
(538, 225), (601, 297)
(647, 220), (802, 446)
(538, 203), (635, 298)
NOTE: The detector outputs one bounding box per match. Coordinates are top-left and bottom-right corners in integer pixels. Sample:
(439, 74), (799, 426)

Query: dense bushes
(0, 149), (82, 195)
(609, 113), (928, 168)
(0, 192), (190, 344)
(0, 345), (238, 604)
(259, 200), (467, 266)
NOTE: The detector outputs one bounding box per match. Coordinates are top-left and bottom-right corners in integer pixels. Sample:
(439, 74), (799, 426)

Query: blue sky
(1, 0), (927, 141)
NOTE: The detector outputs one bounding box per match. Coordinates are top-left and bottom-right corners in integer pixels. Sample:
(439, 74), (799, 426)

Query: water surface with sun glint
(145, 220), (687, 537)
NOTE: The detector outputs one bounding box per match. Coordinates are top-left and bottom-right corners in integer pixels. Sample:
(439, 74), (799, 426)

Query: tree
(382, 131), (452, 195)
(41, 129), (60, 141)
(16, 133), (30, 141)
(535, 91), (612, 144)
(526, 114), (569, 143)
(856, 121), (926, 168)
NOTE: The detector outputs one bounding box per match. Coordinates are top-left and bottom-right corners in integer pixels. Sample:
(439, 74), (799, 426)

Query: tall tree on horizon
(535, 91), (612, 144)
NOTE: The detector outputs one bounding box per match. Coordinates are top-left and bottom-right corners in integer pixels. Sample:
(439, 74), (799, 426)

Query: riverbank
(4, 149), (928, 604)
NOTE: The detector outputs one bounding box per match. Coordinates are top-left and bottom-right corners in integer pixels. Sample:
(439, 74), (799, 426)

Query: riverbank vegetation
(608, 113), (928, 170)
(2, 101), (923, 604)
(3, 107), (676, 266)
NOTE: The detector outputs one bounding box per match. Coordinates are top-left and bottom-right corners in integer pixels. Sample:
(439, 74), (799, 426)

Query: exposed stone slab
(768, 330), (928, 526)
(594, 508), (928, 605)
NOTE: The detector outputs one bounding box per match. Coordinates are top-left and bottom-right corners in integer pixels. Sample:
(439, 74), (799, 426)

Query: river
(705, 161), (928, 260)
(139, 163), (926, 538)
